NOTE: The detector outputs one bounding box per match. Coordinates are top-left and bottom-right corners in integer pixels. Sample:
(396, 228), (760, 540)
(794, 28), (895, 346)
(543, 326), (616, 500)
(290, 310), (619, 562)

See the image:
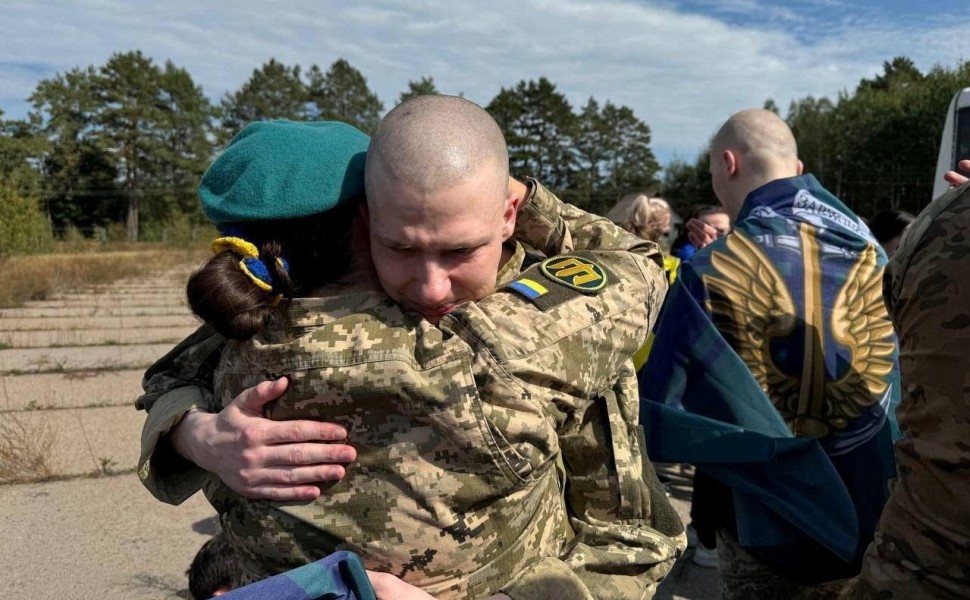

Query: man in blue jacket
(640, 108), (899, 598)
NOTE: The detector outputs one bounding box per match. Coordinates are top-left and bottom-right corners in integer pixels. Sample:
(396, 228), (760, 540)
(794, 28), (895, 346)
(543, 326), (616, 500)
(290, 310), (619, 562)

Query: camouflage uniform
(137, 181), (685, 599)
(855, 182), (970, 599)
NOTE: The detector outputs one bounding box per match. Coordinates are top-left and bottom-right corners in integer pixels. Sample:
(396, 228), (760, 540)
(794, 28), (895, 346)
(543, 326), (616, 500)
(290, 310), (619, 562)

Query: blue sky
(1, 0), (968, 167)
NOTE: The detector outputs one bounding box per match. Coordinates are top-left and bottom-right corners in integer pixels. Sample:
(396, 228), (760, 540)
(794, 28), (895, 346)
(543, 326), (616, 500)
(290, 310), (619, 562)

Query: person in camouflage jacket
(854, 177), (970, 599)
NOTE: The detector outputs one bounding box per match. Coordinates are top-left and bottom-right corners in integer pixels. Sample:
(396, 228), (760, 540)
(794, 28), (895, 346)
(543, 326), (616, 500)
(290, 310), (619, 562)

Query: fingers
(944, 171), (969, 187)
(241, 463), (347, 489)
(367, 571), (404, 598)
(232, 378), (289, 414)
(228, 445), (355, 500)
(943, 160), (970, 188)
(241, 483), (323, 502)
(687, 228), (708, 247)
(261, 442), (357, 467)
(686, 218), (717, 250)
(366, 571), (394, 597)
(259, 419), (349, 445)
(228, 380), (350, 442)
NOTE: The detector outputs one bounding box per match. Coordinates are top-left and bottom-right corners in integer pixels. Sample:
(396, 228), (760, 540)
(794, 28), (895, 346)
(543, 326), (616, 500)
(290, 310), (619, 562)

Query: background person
(640, 108), (900, 599)
(854, 167), (970, 599)
(671, 204), (731, 261)
(606, 193), (680, 282)
(605, 192), (674, 244)
(188, 533), (236, 599)
(867, 209), (914, 257)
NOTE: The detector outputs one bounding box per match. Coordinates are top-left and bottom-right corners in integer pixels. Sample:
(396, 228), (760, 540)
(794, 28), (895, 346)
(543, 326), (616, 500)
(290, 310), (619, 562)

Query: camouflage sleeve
(135, 324), (224, 505)
(455, 187), (684, 598)
(514, 178), (664, 270)
(857, 184), (970, 599)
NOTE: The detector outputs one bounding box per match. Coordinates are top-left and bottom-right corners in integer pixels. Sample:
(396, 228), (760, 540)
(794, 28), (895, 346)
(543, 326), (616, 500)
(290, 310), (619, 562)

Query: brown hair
(187, 200), (359, 339)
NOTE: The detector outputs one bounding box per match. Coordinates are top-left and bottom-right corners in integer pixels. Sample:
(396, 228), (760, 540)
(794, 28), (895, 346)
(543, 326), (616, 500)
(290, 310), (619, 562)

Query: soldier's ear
(796, 159), (805, 176)
(723, 150), (739, 178)
(502, 179), (525, 240)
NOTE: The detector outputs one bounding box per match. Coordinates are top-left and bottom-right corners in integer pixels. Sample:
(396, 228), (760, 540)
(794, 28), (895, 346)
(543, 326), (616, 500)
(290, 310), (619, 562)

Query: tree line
(0, 51), (658, 243)
(663, 57), (970, 219)
(2, 52), (969, 249)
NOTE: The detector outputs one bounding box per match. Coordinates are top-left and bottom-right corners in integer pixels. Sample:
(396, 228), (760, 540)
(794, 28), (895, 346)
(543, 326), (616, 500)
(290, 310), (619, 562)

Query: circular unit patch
(539, 255), (608, 293)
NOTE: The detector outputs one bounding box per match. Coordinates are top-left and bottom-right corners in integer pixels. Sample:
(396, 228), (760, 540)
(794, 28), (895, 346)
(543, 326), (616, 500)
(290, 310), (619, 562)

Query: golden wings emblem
(702, 227), (894, 439)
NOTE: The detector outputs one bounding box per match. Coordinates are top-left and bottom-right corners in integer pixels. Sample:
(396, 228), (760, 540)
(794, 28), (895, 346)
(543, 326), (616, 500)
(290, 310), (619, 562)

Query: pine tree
(572, 98), (608, 208)
(0, 107), (45, 188)
(155, 61), (215, 223)
(307, 59), (383, 133)
(30, 66), (120, 230)
(220, 59), (306, 140)
(398, 76), (439, 105)
(598, 101), (659, 199)
(487, 77), (576, 190)
(95, 50), (168, 241)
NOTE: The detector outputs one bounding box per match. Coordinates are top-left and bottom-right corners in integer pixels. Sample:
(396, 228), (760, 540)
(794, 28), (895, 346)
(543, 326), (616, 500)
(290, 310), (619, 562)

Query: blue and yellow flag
(639, 174), (899, 573)
(221, 551), (376, 600)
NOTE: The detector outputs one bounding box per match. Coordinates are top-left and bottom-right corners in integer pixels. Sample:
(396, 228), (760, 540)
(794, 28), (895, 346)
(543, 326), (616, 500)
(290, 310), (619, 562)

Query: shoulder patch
(504, 254), (614, 311)
(539, 255), (608, 293)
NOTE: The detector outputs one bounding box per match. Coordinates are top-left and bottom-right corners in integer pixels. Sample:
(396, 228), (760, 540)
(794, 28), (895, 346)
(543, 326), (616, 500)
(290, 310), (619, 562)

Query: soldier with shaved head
(364, 96), (518, 322)
(137, 98), (683, 599)
(639, 108), (900, 598)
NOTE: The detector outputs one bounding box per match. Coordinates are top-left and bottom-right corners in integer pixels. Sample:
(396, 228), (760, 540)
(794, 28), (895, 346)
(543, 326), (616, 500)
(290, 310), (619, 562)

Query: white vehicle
(932, 87), (970, 199)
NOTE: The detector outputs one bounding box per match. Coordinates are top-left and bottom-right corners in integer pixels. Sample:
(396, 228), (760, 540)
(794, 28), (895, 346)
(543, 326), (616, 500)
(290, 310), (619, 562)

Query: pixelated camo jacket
(206, 248), (662, 599)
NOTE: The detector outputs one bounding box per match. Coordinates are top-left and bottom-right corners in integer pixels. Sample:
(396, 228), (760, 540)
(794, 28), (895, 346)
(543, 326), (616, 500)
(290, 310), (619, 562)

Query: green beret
(199, 120), (369, 228)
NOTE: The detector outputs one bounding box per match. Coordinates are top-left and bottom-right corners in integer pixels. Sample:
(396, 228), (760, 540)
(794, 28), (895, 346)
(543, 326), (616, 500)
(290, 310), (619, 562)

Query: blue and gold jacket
(640, 174), (900, 575)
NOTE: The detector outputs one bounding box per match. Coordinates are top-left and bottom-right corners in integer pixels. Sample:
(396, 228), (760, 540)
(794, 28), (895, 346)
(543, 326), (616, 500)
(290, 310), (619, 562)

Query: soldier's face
(366, 165), (516, 323)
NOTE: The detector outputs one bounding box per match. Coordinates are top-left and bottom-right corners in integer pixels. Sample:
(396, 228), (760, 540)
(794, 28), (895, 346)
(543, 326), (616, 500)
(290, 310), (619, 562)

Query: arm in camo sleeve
(514, 178), (666, 270)
(457, 179), (685, 599)
(135, 324), (225, 504)
(856, 183), (970, 599)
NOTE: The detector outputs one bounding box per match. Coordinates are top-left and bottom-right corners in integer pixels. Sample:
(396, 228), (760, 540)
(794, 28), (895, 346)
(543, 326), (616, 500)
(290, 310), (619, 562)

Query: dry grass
(0, 244), (209, 308)
(0, 414), (56, 483)
(0, 243), (210, 481)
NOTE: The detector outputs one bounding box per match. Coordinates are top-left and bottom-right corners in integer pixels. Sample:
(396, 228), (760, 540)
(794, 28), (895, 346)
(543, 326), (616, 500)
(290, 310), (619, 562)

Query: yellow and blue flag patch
(507, 278), (549, 300)
(505, 254), (612, 310)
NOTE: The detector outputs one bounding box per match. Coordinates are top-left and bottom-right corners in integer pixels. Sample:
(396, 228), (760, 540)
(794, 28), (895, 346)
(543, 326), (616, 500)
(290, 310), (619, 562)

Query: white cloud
(1, 0), (968, 166)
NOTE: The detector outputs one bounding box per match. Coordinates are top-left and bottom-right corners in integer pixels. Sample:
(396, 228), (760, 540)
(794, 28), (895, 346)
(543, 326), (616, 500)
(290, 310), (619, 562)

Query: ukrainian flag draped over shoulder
(639, 282), (861, 560)
(638, 174), (899, 569)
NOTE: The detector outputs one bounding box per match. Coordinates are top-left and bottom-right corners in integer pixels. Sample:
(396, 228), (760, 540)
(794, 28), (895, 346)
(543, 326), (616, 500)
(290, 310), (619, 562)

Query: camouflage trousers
(716, 528), (850, 600)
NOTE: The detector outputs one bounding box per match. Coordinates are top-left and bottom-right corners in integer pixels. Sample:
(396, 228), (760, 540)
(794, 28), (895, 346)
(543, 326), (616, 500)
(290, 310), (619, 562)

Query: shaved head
(709, 108), (803, 218)
(365, 94), (509, 202)
(711, 109), (799, 176)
